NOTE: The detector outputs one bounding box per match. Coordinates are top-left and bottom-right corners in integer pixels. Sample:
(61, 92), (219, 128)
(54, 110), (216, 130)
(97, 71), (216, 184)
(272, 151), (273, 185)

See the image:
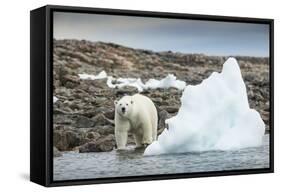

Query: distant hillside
(53, 39), (268, 81)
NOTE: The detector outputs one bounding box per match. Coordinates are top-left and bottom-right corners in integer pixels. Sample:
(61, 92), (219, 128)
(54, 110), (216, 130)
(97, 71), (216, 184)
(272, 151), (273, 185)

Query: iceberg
(144, 58), (265, 156)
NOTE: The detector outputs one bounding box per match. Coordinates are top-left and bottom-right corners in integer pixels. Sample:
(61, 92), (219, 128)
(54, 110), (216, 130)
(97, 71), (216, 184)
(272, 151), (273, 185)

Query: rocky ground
(53, 39), (270, 155)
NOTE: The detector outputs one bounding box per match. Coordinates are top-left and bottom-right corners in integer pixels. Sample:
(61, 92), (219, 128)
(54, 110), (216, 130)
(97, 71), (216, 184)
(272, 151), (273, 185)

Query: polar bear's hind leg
(142, 123), (153, 146)
(133, 133), (143, 148)
(152, 114), (158, 141)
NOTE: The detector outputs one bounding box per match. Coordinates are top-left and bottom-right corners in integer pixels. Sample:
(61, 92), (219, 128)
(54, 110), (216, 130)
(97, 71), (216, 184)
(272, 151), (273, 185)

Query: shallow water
(53, 134), (270, 181)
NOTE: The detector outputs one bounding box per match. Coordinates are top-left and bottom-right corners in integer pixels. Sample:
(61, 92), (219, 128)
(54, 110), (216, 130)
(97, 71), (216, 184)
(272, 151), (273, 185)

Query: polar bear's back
(132, 94), (157, 115)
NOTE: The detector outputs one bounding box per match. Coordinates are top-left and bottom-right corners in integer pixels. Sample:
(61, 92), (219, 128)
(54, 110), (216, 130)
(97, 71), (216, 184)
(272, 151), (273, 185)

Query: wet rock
(79, 134), (116, 152)
(53, 130), (81, 150)
(54, 147), (62, 157)
(53, 130), (63, 149)
(65, 130), (81, 148)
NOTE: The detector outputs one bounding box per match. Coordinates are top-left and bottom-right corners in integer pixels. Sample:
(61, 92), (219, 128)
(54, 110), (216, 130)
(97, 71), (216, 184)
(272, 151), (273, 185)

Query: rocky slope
(53, 39), (270, 154)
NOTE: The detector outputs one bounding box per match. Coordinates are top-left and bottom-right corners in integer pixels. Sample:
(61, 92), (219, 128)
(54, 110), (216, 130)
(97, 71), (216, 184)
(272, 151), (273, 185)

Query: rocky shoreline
(53, 39), (270, 155)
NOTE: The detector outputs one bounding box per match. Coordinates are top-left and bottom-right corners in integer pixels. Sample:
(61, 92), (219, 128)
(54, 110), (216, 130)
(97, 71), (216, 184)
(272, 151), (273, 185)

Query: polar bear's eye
(119, 104), (122, 106)
(126, 103), (128, 106)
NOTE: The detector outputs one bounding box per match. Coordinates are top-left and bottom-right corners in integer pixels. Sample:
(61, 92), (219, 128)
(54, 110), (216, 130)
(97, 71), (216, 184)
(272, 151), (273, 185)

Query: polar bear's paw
(142, 138), (152, 147)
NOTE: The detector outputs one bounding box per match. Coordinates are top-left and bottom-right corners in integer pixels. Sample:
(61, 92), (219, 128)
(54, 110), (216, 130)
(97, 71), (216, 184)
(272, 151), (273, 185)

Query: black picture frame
(30, 4), (274, 187)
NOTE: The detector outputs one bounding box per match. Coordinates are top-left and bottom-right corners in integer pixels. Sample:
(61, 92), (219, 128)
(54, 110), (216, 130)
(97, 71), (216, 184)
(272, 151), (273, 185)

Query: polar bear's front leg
(142, 123), (153, 146)
(115, 131), (128, 150)
(114, 119), (130, 150)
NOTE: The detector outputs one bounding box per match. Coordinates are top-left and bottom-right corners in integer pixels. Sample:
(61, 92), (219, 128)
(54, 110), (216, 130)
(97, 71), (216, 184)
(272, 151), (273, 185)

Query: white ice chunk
(144, 57), (265, 156)
(78, 70), (107, 80)
(145, 74), (186, 90)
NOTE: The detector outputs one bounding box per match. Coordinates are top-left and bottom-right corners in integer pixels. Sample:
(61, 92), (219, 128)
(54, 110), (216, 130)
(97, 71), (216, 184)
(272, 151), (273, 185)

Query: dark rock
(115, 86), (139, 96)
(103, 109), (115, 120)
(160, 106), (179, 113)
(94, 125), (114, 135)
(92, 113), (113, 126)
(83, 109), (99, 118)
(151, 97), (163, 105)
(64, 75), (80, 88)
(65, 62), (81, 69)
(53, 114), (73, 125)
(158, 110), (170, 129)
(53, 108), (69, 115)
(89, 78), (108, 89)
(86, 131), (101, 140)
(74, 115), (95, 128)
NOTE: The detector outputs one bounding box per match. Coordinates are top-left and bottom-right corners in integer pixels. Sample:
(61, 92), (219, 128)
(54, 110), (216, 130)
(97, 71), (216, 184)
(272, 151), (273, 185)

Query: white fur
(114, 94), (158, 149)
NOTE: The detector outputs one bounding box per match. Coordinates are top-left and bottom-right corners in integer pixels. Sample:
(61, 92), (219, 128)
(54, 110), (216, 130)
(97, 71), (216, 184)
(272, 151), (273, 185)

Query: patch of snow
(144, 58), (265, 156)
(80, 71), (186, 92)
(53, 96), (58, 103)
(110, 77), (145, 92)
(145, 74), (186, 90)
(106, 76), (116, 88)
(78, 70), (107, 80)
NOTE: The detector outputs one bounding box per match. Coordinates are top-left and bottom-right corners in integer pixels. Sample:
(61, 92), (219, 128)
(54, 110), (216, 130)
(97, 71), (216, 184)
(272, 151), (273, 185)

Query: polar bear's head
(115, 96), (134, 118)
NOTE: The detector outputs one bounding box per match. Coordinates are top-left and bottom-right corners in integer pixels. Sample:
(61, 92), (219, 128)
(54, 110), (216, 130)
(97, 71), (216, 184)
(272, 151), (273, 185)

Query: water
(54, 134), (270, 181)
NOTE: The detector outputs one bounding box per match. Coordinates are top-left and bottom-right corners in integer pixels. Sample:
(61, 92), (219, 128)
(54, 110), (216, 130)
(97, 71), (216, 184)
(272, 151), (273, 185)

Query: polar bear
(114, 94), (158, 149)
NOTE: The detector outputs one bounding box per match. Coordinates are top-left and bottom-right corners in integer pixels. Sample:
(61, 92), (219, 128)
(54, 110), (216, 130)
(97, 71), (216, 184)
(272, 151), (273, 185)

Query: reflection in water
(116, 147), (145, 161)
(54, 135), (270, 181)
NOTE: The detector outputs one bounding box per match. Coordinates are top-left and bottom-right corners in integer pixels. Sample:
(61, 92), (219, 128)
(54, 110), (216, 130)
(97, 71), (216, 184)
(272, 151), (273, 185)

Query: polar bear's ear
(114, 100), (118, 105)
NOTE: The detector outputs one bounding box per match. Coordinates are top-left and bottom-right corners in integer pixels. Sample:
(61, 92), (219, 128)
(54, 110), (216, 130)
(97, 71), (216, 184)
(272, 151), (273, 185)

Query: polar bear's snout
(121, 107), (126, 113)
